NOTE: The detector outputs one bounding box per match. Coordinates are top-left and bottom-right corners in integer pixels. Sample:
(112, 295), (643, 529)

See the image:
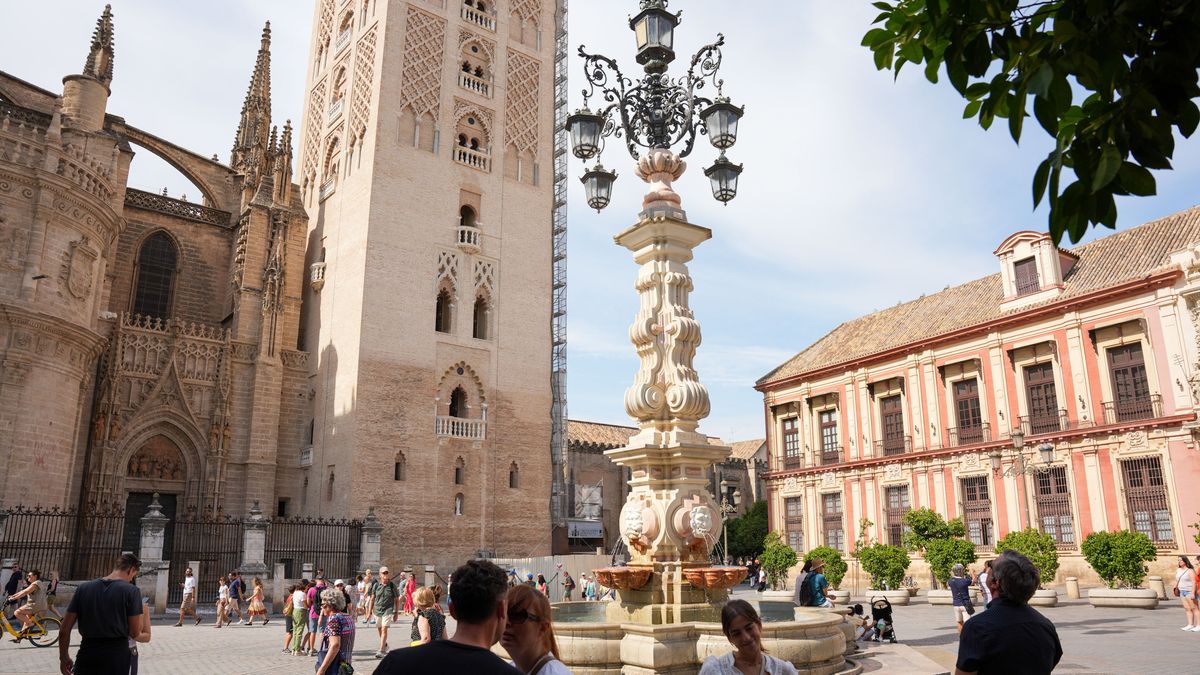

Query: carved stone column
(139, 493), (169, 563)
(240, 500), (268, 577)
(359, 507), (383, 573)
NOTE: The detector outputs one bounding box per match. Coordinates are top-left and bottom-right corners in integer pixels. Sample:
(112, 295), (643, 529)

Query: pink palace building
(757, 208), (1200, 585)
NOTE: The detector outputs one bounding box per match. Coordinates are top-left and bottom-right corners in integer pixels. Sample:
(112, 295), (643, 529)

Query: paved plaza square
(0, 588), (1196, 674)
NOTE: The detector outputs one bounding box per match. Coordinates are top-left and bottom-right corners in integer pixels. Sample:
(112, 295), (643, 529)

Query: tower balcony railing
(319, 176), (337, 201)
(310, 262), (327, 292)
(456, 224), (482, 254)
(334, 29), (352, 56)
(435, 415), (487, 440)
(300, 446), (314, 467)
(947, 421), (991, 448)
(458, 71), (493, 98)
(454, 146), (491, 172)
(461, 4), (496, 31)
(1102, 394), (1162, 425)
(327, 97), (345, 123)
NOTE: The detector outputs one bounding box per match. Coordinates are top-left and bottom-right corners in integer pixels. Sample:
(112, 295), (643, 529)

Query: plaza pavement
(1, 591), (1196, 674)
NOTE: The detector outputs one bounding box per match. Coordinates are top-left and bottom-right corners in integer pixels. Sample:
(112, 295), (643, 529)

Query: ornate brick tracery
(399, 8), (446, 122)
(504, 50), (540, 155)
(349, 27), (378, 143)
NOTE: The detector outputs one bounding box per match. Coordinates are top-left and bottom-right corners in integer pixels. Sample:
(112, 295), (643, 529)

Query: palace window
(1014, 257), (1040, 296)
(785, 497), (804, 551)
(1107, 343), (1154, 422)
(1023, 362), (1061, 435)
(132, 232), (178, 319)
(884, 486), (910, 547)
(952, 378), (984, 445)
(821, 492), (844, 552)
(782, 417), (801, 469)
(960, 476), (993, 546)
(1121, 456), (1174, 544)
(448, 387), (468, 418)
(819, 410), (840, 465)
(879, 395), (906, 456)
(1035, 466), (1074, 548)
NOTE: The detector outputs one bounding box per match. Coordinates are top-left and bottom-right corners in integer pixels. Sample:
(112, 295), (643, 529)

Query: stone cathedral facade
(297, 0), (557, 569)
(0, 1), (558, 571)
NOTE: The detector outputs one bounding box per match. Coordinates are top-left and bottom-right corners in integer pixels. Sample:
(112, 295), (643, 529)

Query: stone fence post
(360, 507), (382, 573)
(240, 500), (268, 579)
(137, 495), (169, 613)
(272, 562), (286, 608)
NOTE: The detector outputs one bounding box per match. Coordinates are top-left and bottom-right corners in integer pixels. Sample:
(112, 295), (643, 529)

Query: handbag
(1173, 586), (1181, 597)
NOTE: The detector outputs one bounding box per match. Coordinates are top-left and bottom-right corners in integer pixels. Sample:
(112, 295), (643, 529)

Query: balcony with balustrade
(1017, 409), (1071, 437)
(456, 224), (482, 254)
(319, 176), (337, 201)
(875, 435), (912, 457)
(454, 145), (491, 172)
(1102, 394), (1163, 425)
(820, 445), (844, 466)
(436, 415), (487, 440)
(310, 262), (326, 293)
(462, 4), (496, 31)
(334, 29), (352, 55)
(327, 97), (345, 124)
(300, 446), (314, 467)
(458, 71), (492, 98)
(947, 421), (991, 448)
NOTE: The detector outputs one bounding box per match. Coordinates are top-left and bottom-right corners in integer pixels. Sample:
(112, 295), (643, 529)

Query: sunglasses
(506, 608), (541, 625)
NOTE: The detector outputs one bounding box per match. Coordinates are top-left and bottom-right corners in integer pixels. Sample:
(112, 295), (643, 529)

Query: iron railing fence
(167, 513), (244, 604)
(264, 516), (362, 581)
(0, 504), (126, 580)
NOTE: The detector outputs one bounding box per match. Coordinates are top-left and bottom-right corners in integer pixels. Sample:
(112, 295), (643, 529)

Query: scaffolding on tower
(549, 0), (569, 527)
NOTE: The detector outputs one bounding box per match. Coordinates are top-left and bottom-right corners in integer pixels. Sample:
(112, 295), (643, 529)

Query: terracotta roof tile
(758, 207), (1200, 386)
(566, 419), (727, 449)
(730, 439), (765, 460)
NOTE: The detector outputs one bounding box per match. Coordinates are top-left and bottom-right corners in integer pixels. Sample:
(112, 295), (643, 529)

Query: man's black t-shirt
(373, 639), (521, 675)
(65, 578), (142, 640)
(956, 597), (1062, 674)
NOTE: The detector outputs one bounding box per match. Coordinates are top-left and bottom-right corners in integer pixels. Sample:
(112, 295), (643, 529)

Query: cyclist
(8, 568), (46, 639)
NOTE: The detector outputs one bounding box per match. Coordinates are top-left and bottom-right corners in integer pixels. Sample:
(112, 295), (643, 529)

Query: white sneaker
(1189, 626), (1200, 632)
(1182, 626), (1193, 630)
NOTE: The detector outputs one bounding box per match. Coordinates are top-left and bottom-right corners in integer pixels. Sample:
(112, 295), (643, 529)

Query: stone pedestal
(1065, 577), (1080, 599)
(273, 562), (286, 606)
(153, 561), (170, 614)
(1148, 575), (1166, 600)
(360, 507), (382, 573)
(240, 500), (269, 578)
(1029, 589), (1058, 607)
(138, 493), (169, 564)
(1087, 587), (1159, 608)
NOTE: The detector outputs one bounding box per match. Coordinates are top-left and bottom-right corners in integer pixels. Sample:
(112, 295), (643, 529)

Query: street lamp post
(990, 431), (1056, 531)
(718, 480), (742, 565)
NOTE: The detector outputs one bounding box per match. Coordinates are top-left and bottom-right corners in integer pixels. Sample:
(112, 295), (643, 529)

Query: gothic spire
(231, 21), (273, 182)
(83, 4), (115, 86)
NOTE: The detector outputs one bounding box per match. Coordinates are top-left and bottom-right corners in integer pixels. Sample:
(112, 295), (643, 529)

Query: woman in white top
(175, 567), (200, 626)
(699, 599), (798, 675)
(214, 576), (230, 628)
(1175, 556), (1198, 631)
(501, 585), (572, 674)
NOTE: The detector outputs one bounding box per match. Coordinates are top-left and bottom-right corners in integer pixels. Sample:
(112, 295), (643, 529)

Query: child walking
(246, 577), (268, 625)
(214, 576), (230, 628)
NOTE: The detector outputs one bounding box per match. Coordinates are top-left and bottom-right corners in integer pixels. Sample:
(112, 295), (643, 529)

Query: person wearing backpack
(804, 558), (833, 608)
(369, 566), (400, 659)
(792, 560), (814, 607)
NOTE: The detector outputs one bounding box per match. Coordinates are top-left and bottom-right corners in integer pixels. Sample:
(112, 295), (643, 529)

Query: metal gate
(0, 503), (125, 580)
(167, 513), (243, 604)
(264, 516), (362, 580)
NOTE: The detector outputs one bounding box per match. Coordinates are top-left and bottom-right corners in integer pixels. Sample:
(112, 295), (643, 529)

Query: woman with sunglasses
(501, 585), (571, 674)
(699, 599), (798, 674)
(315, 588), (356, 675)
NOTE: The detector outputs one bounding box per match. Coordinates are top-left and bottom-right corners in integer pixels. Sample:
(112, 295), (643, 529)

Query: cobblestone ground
(3, 592), (1196, 674)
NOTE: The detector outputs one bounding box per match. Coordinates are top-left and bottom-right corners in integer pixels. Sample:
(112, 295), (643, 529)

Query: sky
(5, 1), (1200, 443)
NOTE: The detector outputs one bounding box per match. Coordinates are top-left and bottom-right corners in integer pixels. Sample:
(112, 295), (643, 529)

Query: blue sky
(6, 1), (1200, 443)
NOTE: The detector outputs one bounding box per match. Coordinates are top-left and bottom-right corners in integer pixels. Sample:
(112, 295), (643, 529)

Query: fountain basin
(593, 566), (653, 590)
(683, 566), (748, 590)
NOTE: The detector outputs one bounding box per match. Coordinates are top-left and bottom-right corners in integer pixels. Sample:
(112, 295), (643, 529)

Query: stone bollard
(302, 563), (314, 581)
(1149, 575), (1166, 600)
(154, 561), (170, 615)
(424, 566), (436, 588)
(1065, 577), (1079, 599)
(273, 562), (286, 610)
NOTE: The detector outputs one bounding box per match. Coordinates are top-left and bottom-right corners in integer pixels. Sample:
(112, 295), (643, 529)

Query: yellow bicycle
(0, 609), (61, 647)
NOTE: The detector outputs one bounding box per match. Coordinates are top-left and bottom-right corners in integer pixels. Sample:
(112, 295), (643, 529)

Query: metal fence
(264, 516), (362, 580)
(167, 513), (244, 604)
(0, 504), (126, 580)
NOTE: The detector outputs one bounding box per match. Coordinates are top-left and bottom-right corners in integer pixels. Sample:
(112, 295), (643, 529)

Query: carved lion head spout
(621, 501), (660, 555)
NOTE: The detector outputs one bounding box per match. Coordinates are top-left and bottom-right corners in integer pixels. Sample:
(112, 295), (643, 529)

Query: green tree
(995, 528), (1059, 588)
(1081, 530), (1157, 588)
(902, 508), (966, 553)
(863, 1), (1200, 244)
(804, 546), (848, 590)
(925, 537), (979, 585)
(857, 543), (912, 590)
(725, 501), (768, 560)
(760, 531), (799, 590)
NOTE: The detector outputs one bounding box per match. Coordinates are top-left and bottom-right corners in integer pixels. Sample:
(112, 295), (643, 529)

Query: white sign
(567, 519), (604, 539)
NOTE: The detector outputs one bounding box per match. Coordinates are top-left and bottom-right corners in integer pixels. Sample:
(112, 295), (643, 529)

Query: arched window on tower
(454, 456), (465, 484)
(449, 387), (467, 419)
(473, 296), (489, 340)
(509, 462), (519, 489)
(435, 288), (453, 333)
(132, 232), (178, 319)
(394, 451), (406, 481)
(460, 205), (477, 228)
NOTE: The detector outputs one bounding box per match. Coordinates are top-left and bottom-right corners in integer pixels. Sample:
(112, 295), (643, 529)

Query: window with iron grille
(960, 476), (993, 546)
(1120, 456), (1174, 544)
(132, 232), (178, 319)
(884, 486), (910, 546)
(1024, 362), (1060, 435)
(1014, 256), (1040, 296)
(819, 410), (838, 460)
(821, 493), (844, 552)
(782, 417), (801, 468)
(1035, 466), (1074, 547)
(785, 497), (804, 551)
(954, 378), (983, 444)
(880, 395), (905, 455)
(1108, 343), (1152, 422)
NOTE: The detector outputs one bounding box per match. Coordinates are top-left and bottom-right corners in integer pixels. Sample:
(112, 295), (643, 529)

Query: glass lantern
(629, 1), (679, 67)
(566, 108), (604, 160)
(581, 164), (617, 212)
(704, 154), (742, 204)
(700, 98), (744, 150)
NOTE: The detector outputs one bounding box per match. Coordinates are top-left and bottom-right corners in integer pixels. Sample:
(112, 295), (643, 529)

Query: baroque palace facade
(0, 0), (561, 572)
(759, 213), (1200, 584)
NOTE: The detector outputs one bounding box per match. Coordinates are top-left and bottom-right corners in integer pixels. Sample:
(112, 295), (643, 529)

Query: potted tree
(902, 507), (966, 595)
(994, 528), (1060, 606)
(857, 541), (912, 606)
(804, 546), (848, 604)
(924, 537), (978, 605)
(759, 531), (798, 602)
(1082, 530), (1159, 608)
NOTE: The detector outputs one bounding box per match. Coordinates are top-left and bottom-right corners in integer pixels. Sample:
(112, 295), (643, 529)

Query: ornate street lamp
(581, 164), (618, 212)
(566, 0), (745, 213)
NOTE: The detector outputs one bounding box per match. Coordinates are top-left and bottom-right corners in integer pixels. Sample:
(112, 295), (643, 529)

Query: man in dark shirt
(956, 550), (1062, 675)
(59, 552), (143, 675)
(374, 558), (520, 674)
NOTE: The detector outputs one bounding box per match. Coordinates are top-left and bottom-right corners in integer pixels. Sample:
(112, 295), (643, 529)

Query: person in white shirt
(174, 568), (200, 626)
(699, 600), (798, 675)
(1175, 556), (1198, 631)
(978, 559), (994, 607)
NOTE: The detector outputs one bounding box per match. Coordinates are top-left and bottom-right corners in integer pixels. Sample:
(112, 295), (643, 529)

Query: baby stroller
(867, 598), (898, 643)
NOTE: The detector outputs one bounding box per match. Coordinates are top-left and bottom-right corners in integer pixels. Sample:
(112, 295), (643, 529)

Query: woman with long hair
(214, 576), (230, 628)
(246, 577), (268, 625)
(1176, 556), (1198, 631)
(536, 574), (549, 597)
(501, 584), (570, 674)
(698, 599), (798, 674)
(403, 571), (417, 615)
